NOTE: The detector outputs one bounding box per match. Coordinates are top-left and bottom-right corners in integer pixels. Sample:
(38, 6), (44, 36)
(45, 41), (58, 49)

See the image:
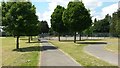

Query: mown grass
(104, 38), (118, 54)
(105, 45), (118, 54)
(1, 37), (40, 67)
(49, 40), (116, 67)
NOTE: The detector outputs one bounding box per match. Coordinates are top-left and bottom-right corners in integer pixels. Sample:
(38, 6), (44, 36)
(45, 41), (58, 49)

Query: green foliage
(62, 1), (92, 42)
(38, 20), (49, 34)
(110, 10), (120, 37)
(2, 1), (38, 49)
(62, 1), (92, 32)
(93, 14), (111, 33)
(116, 10), (120, 36)
(51, 5), (67, 34)
(83, 26), (93, 36)
(2, 2), (38, 36)
(0, 5), (2, 25)
(110, 12), (118, 36)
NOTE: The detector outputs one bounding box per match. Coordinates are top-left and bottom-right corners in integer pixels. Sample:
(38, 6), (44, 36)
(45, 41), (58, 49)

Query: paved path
(84, 44), (118, 66)
(40, 39), (81, 66)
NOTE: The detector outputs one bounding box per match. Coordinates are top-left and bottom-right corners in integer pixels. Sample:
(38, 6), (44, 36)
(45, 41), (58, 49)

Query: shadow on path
(41, 46), (58, 51)
(13, 46), (41, 52)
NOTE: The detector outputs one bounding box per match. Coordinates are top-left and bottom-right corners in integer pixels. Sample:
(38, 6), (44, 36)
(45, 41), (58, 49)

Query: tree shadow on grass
(60, 40), (85, 42)
(26, 41), (40, 43)
(77, 42), (107, 44)
(83, 39), (102, 41)
(59, 39), (102, 42)
(13, 46), (58, 52)
(13, 46), (41, 52)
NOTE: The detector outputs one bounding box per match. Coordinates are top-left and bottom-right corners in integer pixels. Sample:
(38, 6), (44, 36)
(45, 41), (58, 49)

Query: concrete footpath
(84, 44), (118, 66)
(40, 39), (81, 66)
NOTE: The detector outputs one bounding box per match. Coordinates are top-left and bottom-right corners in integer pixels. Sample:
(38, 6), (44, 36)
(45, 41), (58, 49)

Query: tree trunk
(16, 36), (20, 49)
(28, 36), (30, 43)
(79, 33), (81, 41)
(58, 33), (60, 41)
(31, 36), (33, 40)
(74, 32), (76, 43)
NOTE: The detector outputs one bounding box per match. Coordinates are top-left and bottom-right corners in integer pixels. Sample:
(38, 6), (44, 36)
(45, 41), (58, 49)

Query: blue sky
(31, 0), (119, 27)
(32, 2), (49, 13)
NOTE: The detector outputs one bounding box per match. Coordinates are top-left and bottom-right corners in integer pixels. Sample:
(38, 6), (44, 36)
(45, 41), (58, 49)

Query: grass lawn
(104, 38), (118, 54)
(1, 36), (40, 67)
(49, 40), (116, 67)
(105, 45), (118, 54)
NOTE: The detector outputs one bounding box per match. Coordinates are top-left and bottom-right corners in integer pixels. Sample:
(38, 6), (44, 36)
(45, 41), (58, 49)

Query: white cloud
(102, 3), (118, 17)
(92, 3), (118, 21)
(83, 0), (102, 10)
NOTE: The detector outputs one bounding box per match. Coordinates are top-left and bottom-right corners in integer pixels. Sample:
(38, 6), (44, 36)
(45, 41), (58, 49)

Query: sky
(31, 0), (119, 27)
(0, 0), (119, 27)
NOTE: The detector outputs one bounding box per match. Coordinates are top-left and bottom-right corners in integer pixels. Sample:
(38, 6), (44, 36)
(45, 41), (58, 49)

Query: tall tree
(2, 2), (38, 49)
(94, 18), (97, 23)
(110, 12), (118, 36)
(51, 5), (67, 41)
(62, 1), (92, 43)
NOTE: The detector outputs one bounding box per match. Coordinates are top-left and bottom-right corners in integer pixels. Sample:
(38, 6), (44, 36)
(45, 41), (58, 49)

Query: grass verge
(1, 37), (40, 67)
(49, 40), (116, 67)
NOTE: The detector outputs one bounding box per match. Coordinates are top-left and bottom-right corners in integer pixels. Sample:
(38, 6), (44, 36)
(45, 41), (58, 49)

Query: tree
(83, 26), (93, 39)
(51, 5), (67, 41)
(94, 18), (97, 23)
(39, 20), (49, 34)
(2, 2), (38, 49)
(93, 14), (111, 33)
(23, 3), (39, 43)
(37, 20), (49, 38)
(110, 12), (118, 36)
(62, 1), (92, 43)
(115, 10), (120, 37)
(0, 4), (2, 26)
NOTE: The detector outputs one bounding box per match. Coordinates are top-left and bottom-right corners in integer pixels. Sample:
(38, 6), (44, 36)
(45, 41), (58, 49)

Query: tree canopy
(38, 20), (49, 34)
(110, 10), (120, 37)
(93, 14), (111, 33)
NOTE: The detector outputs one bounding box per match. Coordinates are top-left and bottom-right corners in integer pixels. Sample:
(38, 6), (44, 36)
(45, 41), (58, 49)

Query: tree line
(50, 0), (120, 42)
(84, 10), (120, 37)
